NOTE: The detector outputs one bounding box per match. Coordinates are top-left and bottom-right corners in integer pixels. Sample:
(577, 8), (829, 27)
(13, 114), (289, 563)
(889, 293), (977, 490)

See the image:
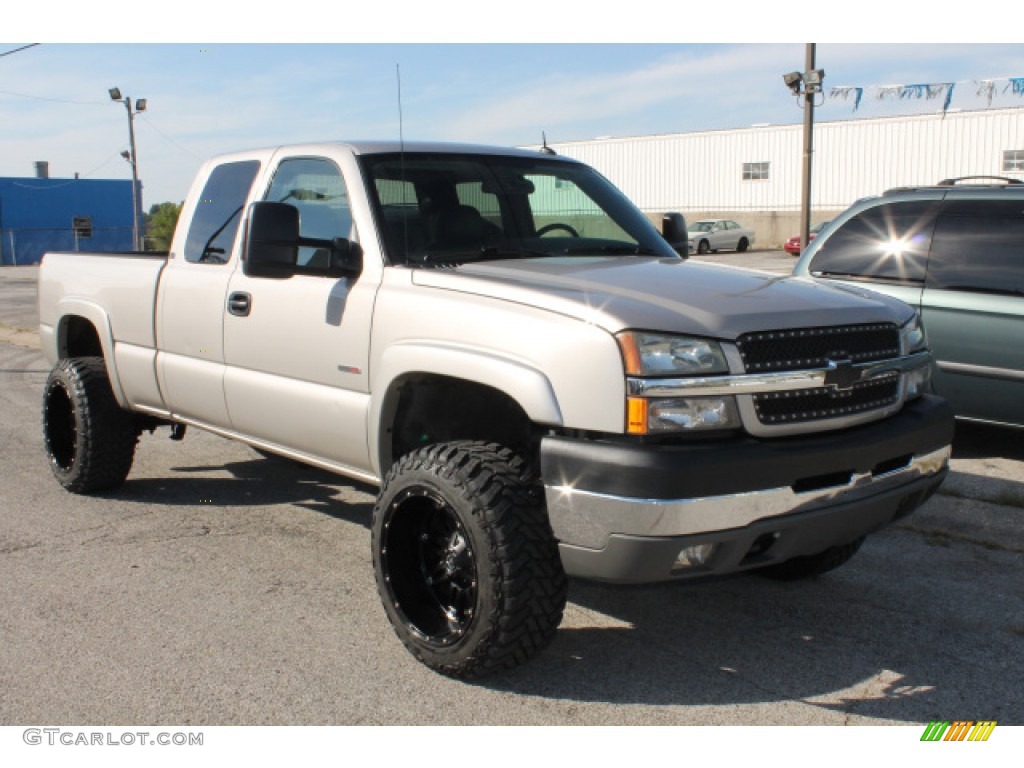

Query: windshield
(360, 152), (679, 265)
(691, 221), (716, 232)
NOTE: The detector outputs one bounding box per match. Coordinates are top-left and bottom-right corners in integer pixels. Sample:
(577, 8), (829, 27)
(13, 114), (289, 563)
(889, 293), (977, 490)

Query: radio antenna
(540, 131), (557, 155)
(397, 64), (406, 153)
(397, 64), (409, 260)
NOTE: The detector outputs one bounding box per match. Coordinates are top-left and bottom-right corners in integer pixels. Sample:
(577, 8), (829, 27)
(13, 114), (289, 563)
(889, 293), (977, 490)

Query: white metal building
(536, 107), (1024, 247)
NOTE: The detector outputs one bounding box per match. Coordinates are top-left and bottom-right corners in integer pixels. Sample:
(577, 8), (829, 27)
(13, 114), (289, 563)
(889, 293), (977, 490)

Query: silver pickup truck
(38, 141), (953, 678)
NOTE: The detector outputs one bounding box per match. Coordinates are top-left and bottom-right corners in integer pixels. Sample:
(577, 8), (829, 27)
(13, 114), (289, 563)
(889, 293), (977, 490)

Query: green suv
(793, 176), (1024, 429)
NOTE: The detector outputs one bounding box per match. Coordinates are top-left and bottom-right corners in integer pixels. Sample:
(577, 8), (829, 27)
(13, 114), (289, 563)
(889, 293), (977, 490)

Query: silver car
(688, 219), (756, 254)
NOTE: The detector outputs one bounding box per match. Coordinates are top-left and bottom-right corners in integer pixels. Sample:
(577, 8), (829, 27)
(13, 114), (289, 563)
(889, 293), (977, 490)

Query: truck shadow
(116, 454), (376, 529)
(952, 421), (1024, 461)
(107, 443), (1020, 722)
(479, 539), (1022, 723)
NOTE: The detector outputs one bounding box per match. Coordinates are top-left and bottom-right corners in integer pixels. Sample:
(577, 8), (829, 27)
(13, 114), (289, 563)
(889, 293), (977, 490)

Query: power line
(0, 43), (40, 59)
(137, 114), (203, 160)
(0, 87), (107, 105)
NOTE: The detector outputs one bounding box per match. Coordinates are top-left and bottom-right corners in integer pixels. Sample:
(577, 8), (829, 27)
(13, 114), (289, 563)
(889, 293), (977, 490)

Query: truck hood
(411, 256), (915, 339)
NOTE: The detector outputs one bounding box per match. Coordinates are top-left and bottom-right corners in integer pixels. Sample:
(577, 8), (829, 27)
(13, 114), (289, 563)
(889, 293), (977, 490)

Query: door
(920, 199), (1024, 426)
(222, 155), (378, 471)
(157, 159), (261, 428)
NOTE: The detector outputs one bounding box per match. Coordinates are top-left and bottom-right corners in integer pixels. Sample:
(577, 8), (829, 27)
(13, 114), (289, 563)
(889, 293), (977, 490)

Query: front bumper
(541, 395), (953, 583)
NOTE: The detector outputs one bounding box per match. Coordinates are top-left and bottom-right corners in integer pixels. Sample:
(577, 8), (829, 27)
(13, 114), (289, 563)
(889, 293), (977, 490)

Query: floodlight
(783, 72), (803, 93)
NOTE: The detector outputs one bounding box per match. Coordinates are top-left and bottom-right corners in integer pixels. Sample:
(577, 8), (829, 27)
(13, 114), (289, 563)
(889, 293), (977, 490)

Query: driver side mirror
(244, 201), (299, 279)
(661, 212), (689, 256)
(244, 201), (363, 279)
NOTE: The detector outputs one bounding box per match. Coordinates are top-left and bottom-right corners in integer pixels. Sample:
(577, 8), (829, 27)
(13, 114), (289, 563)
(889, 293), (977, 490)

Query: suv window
(265, 157), (353, 270)
(808, 200), (939, 283)
(927, 200), (1024, 295)
(184, 160), (260, 264)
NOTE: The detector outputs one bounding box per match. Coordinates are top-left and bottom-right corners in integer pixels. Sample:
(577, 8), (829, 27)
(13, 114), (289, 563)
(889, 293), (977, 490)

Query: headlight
(617, 331), (730, 376)
(900, 313), (927, 354)
(628, 396), (741, 434)
(618, 332), (738, 435)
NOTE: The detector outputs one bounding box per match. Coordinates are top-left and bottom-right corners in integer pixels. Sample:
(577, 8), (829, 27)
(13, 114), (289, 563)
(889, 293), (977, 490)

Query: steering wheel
(536, 222), (580, 238)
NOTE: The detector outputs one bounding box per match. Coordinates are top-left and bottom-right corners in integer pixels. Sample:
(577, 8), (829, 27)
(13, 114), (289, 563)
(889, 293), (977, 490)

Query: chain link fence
(0, 226), (136, 265)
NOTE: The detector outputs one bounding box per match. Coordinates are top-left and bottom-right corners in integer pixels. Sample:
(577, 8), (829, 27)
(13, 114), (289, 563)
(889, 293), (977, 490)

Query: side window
(184, 160), (260, 263)
(265, 157), (353, 270)
(808, 200), (938, 283)
(927, 200), (1024, 295)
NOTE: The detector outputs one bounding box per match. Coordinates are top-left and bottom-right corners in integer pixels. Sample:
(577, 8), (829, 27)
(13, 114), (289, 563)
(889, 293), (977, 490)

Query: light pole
(782, 45), (824, 255)
(109, 87), (147, 251)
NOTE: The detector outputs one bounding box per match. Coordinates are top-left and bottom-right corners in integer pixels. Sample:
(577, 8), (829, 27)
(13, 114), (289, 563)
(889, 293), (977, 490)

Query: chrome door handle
(227, 292), (252, 317)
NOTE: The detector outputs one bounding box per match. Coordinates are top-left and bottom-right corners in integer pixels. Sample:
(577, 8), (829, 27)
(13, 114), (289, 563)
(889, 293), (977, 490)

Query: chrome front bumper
(545, 446), (950, 550)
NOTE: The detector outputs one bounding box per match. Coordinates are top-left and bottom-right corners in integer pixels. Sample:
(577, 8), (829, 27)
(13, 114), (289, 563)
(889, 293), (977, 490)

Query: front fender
(369, 340), (563, 476)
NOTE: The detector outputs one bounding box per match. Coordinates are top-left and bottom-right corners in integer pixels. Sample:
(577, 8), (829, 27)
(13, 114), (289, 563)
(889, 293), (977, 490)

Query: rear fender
(54, 299), (126, 407)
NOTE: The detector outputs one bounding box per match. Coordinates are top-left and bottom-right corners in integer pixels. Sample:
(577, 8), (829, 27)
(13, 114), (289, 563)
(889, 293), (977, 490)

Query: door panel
(223, 272), (377, 469)
(222, 155), (378, 471)
(922, 291), (1024, 426)
(157, 159), (262, 428)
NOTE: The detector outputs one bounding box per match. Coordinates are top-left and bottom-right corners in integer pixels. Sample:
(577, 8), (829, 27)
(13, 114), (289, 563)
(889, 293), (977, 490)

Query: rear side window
(927, 200), (1024, 295)
(809, 200), (938, 283)
(184, 160), (261, 263)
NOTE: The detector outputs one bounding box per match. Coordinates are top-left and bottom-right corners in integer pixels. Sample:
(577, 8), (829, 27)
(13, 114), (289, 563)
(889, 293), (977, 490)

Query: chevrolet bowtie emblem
(823, 359), (860, 391)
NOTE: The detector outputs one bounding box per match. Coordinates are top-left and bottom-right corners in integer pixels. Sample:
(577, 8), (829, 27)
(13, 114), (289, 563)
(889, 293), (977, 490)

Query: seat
(431, 205), (492, 250)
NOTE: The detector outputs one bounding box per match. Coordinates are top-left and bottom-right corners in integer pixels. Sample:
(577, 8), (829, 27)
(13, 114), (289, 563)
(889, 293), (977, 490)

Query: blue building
(0, 177), (137, 265)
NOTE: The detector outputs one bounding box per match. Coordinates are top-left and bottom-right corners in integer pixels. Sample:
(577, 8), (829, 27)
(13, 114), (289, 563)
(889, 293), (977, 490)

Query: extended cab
(38, 141), (953, 677)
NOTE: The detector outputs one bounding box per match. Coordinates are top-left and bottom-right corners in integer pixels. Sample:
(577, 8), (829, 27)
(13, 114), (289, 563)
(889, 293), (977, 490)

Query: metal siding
(0, 178), (136, 264)
(545, 108), (1024, 214)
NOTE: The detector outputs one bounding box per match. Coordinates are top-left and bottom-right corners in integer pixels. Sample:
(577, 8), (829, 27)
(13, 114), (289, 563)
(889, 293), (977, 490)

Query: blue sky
(3, 4), (1023, 205)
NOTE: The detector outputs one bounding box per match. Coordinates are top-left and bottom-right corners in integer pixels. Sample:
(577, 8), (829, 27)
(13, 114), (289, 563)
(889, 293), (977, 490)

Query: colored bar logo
(921, 721), (997, 742)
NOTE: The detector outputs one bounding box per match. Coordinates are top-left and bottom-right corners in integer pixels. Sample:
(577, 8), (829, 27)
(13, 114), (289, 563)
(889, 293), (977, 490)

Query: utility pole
(800, 44), (817, 256)
(782, 45), (824, 255)
(109, 88), (147, 251)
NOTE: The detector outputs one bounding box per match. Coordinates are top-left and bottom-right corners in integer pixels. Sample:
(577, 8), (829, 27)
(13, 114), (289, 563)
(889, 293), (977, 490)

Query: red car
(784, 220), (830, 255)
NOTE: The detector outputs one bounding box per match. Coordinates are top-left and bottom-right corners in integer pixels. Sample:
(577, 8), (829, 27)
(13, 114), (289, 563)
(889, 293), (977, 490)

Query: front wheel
(372, 441), (567, 678)
(697, 239), (710, 254)
(42, 357), (138, 493)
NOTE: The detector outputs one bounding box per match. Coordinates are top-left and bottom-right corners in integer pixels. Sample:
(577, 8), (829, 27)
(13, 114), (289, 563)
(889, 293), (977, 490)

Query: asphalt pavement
(0, 260), (1021, 726)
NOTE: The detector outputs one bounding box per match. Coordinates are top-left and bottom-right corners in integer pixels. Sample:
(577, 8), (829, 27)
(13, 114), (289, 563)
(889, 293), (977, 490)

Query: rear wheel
(42, 357), (138, 493)
(758, 537), (865, 581)
(737, 237), (749, 252)
(372, 441), (567, 678)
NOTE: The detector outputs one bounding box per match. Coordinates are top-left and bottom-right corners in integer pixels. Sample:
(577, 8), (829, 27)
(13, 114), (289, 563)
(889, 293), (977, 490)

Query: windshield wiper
(421, 245), (550, 265)
(562, 244), (663, 256)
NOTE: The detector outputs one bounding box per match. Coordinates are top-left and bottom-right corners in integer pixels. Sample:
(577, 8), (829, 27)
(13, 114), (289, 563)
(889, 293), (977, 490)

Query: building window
(743, 161), (770, 181)
(1003, 150), (1024, 172)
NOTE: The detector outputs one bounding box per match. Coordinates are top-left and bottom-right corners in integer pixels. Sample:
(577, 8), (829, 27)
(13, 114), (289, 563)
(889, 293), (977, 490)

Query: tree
(145, 202), (183, 251)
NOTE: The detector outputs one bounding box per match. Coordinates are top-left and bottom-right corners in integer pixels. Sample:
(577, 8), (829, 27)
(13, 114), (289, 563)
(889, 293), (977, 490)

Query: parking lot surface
(1, 261), (1021, 725)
